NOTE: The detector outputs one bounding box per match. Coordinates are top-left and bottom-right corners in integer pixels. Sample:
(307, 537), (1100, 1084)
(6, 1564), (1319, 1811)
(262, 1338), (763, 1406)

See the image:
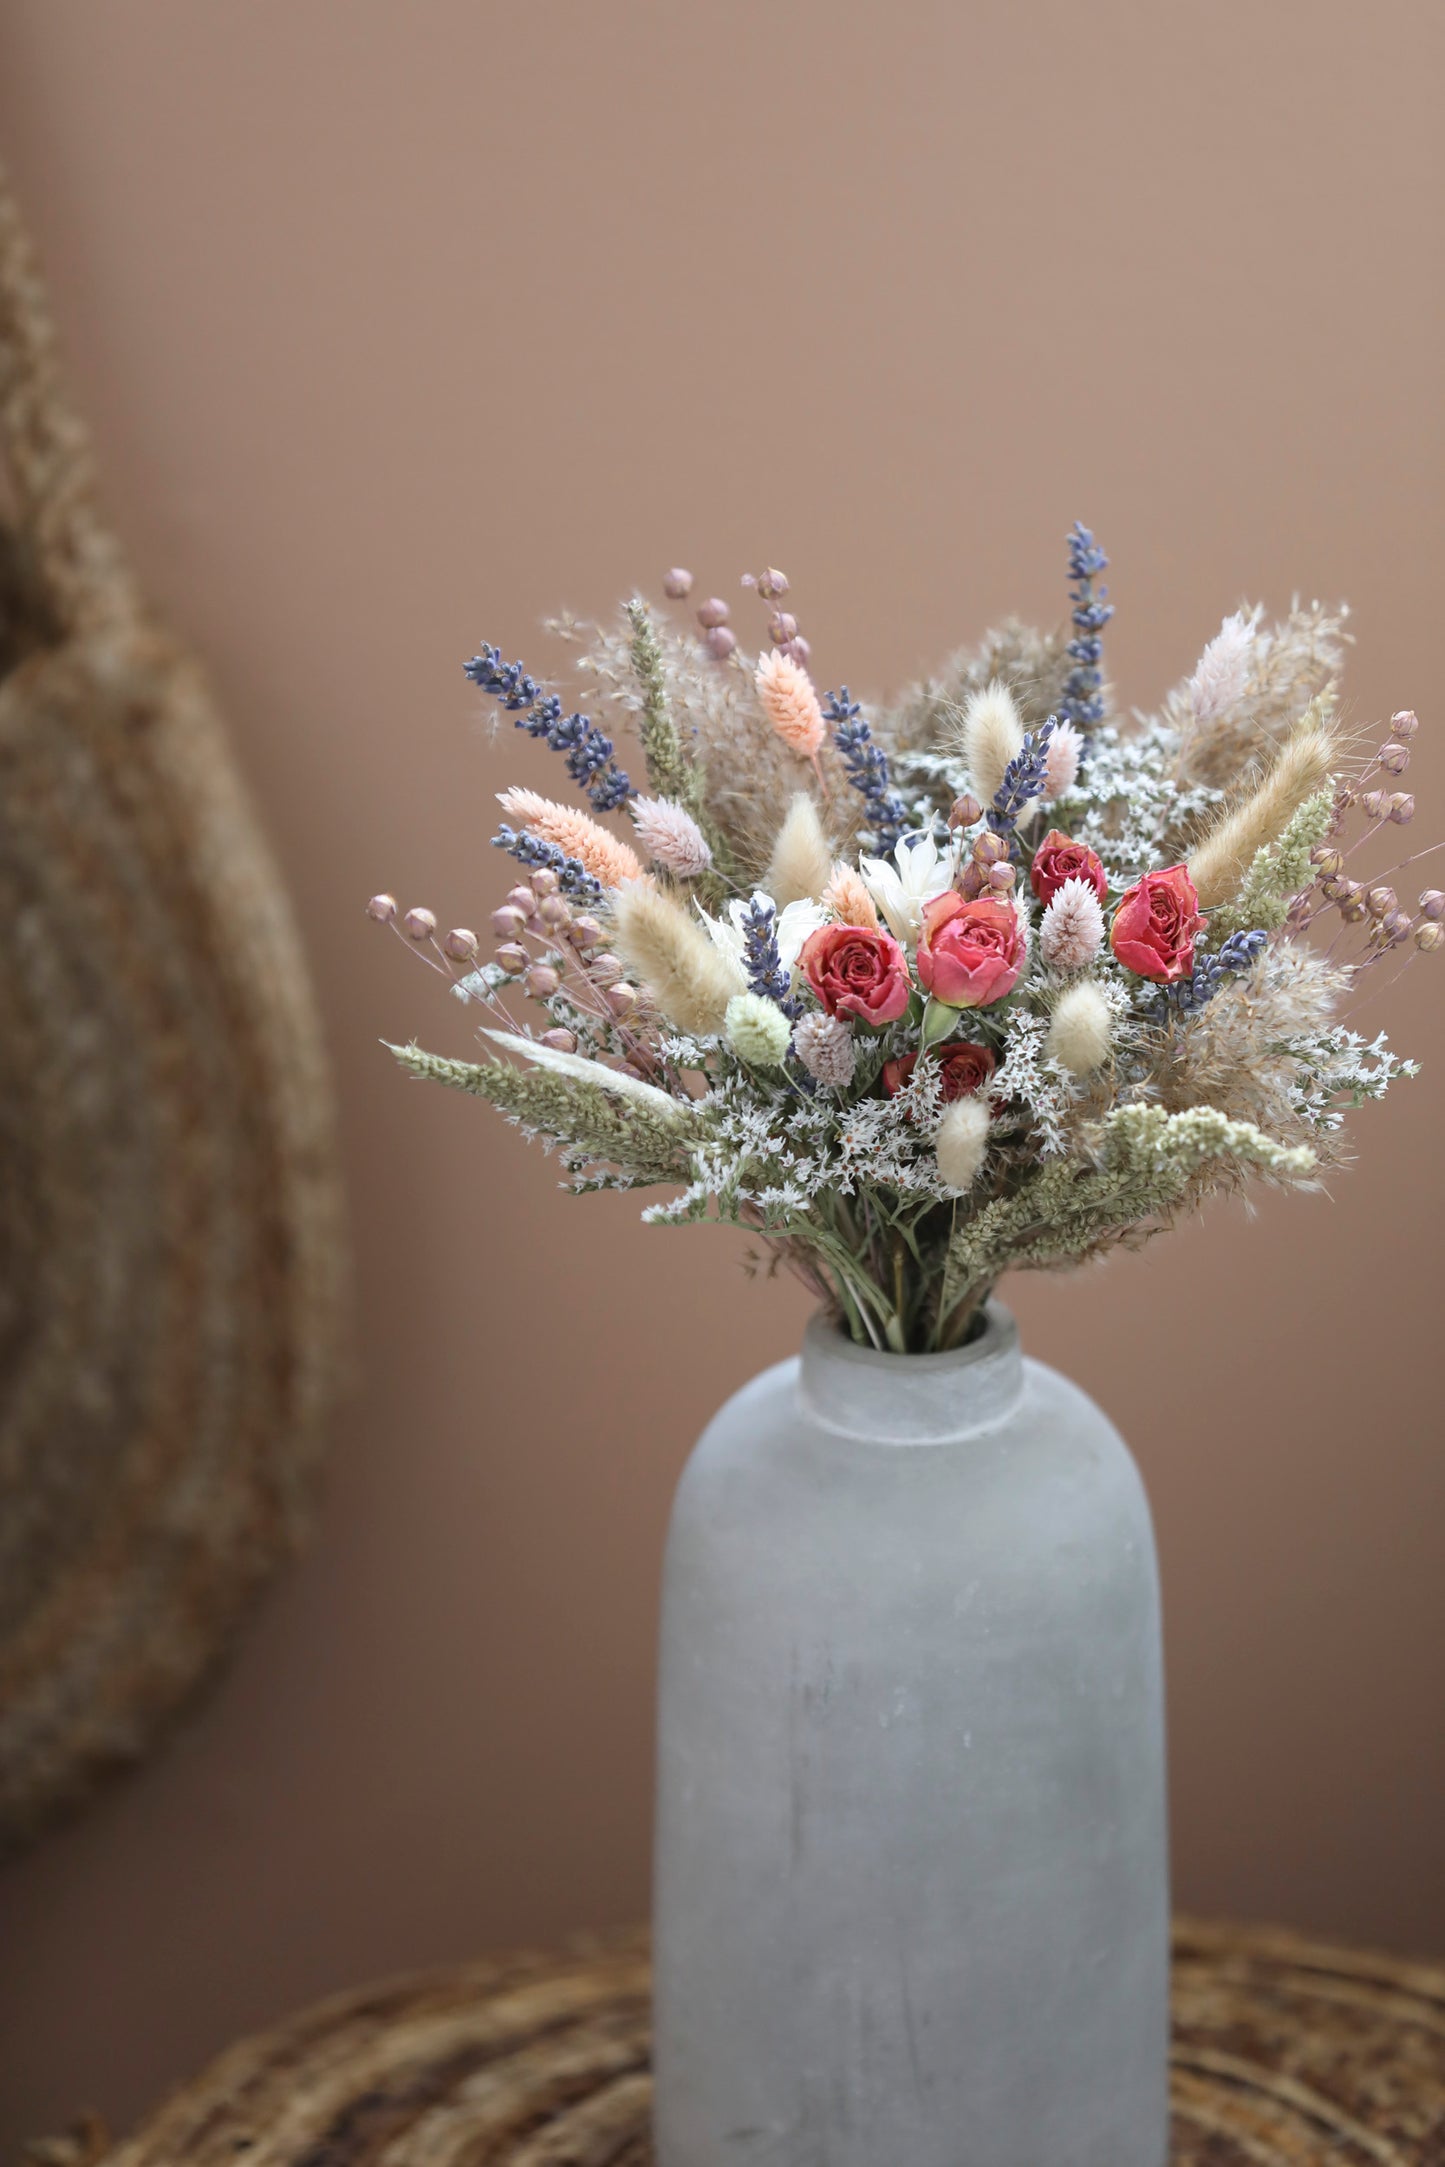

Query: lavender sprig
(987, 717), (1057, 840)
(1151, 928), (1268, 1018)
(491, 824), (604, 906)
(1059, 524), (1113, 735)
(739, 896), (800, 1017)
(465, 642), (631, 813)
(825, 688), (909, 854)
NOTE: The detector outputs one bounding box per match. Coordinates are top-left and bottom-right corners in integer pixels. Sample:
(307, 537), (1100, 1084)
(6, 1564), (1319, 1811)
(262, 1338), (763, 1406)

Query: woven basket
(0, 161), (346, 1854)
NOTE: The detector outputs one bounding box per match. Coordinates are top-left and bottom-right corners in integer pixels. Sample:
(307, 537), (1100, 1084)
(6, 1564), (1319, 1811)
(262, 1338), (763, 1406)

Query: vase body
(652, 1303), (1168, 2167)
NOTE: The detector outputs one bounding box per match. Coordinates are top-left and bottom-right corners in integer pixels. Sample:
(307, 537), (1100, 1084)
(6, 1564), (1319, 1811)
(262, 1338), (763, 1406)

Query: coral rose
(1029, 829), (1107, 907)
(883, 1041), (996, 1101)
(800, 923), (912, 1025)
(1108, 864), (1205, 982)
(916, 893), (1023, 1008)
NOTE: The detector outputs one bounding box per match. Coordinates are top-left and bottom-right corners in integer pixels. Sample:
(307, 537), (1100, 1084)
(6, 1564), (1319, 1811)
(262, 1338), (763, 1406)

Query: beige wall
(1, 0), (1442, 2146)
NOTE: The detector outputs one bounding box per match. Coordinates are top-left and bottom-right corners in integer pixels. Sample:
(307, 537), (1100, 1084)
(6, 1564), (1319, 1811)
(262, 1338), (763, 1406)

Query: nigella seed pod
(1378, 742), (1410, 773)
(1365, 884), (1397, 919)
(540, 1026), (579, 1053)
(366, 892), (398, 923)
(495, 942), (528, 974)
(570, 914), (604, 948)
(443, 927), (479, 962)
(1391, 709), (1420, 738)
(530, 867), (560, 899)
(491, 903), (526, 937)
(1415, 921), (1443, 951)
(1419, 889), (1445, 921)
(986, 862), (1016, 891)
(1310, 846), (1344, 877)
(705, 625), (737, 661)
(955, 861), (986, 900)
(768, 611), (798, 645)
(973, 830), (1008, 866)
(605, 982), (638, 1018)
(506, 885), (538, 918)
(697, 597), (731, 629)
(589, 951), (623, 987)
(1341, 898), (1369, 922)
(948, 793), (983, 831)
(538, 894), (571, 926)
(1383, 909), (1413, 944)
(524, 964), (560, 999)
(1326, 877), (1360, 904)
(760, 568), (790, 599)
(663, 568), (694, 599)
(403, 906), (437, 941)
(1388, 792), (1415, 824)
(1360, 789), (1387, 820)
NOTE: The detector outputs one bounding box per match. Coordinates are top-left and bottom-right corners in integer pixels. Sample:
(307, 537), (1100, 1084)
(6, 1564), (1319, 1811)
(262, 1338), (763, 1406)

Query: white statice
(1281, 1027), (1419, 1131)
(1057, 722), (1224, 885)
(858, 832), (957, 947)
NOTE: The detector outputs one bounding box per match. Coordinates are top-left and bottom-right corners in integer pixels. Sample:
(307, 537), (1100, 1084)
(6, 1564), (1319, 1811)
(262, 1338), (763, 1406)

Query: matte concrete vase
(653, 1302), (1169, 2167)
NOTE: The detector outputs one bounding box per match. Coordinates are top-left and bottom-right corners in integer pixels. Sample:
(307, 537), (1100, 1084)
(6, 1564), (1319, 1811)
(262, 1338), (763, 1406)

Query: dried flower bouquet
(373, 531), (1434, 1352)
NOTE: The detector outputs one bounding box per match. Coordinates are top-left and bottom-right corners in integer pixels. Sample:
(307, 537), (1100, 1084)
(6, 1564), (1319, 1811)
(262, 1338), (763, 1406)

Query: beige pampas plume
(822, 860), (880, 929)
(1045, 981), (1112, 1076)
(609, 882), (742, 1035)
(1187, 704), (1337, 909)
(497, 789), (646, 889)
(1186, 611), (1257, 729)
(755, 647), (826, 758)
(935, 1096), (991, 1193)
(628, 795), (713, 877)
(766, 793), (833, 906)
(956, 680), (1024, 805)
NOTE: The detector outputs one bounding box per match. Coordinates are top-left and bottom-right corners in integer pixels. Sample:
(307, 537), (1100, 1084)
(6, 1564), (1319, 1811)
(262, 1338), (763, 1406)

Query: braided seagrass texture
(0, 162), (345, 1853)
(49, 1922), (1445, 2166)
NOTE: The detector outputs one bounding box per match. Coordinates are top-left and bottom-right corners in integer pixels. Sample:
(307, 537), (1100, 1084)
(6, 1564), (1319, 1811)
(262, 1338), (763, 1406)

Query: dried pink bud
(589, 952), (623, 987)
(696, 596), (731, 629)
(538, 894), (571, 926)
(506, 885), (538, 918)
(530, 867), (560, 899)
(768, 610), (798, 645)
(1365, 884), (1397, 919)
(663, 568), (694, 599)
(605, 982), (638, 1017)
(403, 907), (437, 941)
(1388, 792), (1415, 824)
(1310, 846), (1344, 877)
(1378, 742), (1410, 773)
(491, 903), (526, 937)
(569, 914), (604, 948)
(1414, 920), (1443, 951)
(783, 636), (811, 667)
(443, 927), (479, 962)
(948, 793), (983, 830)
(524, 963), (560, 999)
(367, 892), (397, 923)
(986, 861), (1016, 891)
(973, 830), (1009, 866)
(540, 1027), (578, 1053)
(1360, 789), (1387, 820)
(705, 625), (737, 661)
(1391, 709), (1420, 738)
(495, 943), (528, 974)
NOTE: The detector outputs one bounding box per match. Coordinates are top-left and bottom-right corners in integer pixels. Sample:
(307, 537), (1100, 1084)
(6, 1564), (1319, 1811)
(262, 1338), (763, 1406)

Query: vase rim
(798, 1299), (1024, 1444)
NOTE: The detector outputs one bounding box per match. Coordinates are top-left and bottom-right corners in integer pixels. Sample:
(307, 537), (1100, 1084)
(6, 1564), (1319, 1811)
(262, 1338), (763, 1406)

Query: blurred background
(0, 0), (1441, 2148)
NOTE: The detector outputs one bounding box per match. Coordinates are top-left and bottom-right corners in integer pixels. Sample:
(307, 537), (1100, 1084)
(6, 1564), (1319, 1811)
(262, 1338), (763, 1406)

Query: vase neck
(797, 1302), (1025, 1445)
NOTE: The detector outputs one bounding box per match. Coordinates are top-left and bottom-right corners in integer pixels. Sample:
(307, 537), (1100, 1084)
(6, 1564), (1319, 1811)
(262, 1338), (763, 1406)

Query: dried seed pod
(495, 943), (528, 974)
(491, 903), (526, 937)
(974, 830), (1009, 867)
(704, 625), (737, 661)
(403, 907), (437, 942)
(589, 952), (623, 987)
(1360, 789), (1387, 820)
(1414, 920), (1443, 951)
(366, 892), (397, 923)
(768, 611), (798, 645)
(663, 568), (693, 598)
(442, 927), (479, 962)
(1377, 742), (1410, 773)
(1388, 793), (1415, 824)
(1364, 884), (1397, 919)
(538, 894), (571, 926)
(530, 868), (559, 899)
(540, 1027), (579, 1053)
(505, 885), (538, 918)
(1419, 890), (1445, 921)
(948, 793), (983, 831)
(524, 964), (560, 999)
(756, 568), (790, 599)
(696, 597), (730, 629)
(986, 861), (1016, 891)
(1391, 709), (1420, 738)
(569, 914), (604, 949)
(605, 983), (638, 1018)
(1310, 846), (1344, 877)
(783, 636), (811, 667)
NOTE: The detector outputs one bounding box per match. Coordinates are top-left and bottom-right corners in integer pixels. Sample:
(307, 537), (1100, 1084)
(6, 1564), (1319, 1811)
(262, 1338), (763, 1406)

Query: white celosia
(1042, 718), (1082, 800)
(1045, 981), (1113, 1076)
(935, 1095), (991, 1192)
(792, 1011), (856, 1087)
(725, 993), (793, 1068)
(628, 794), (713, 876)
(1186, 610), (1257, 728)
(859, 832), (955, 947)
(959, 679), (1024, 804)
(697, 891), (826, 975)
(1039, 875), (1105, 971)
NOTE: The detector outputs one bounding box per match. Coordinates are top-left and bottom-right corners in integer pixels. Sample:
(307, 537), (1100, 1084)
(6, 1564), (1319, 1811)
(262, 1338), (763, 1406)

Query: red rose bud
(801, 923), (913, 1025)
(1108, 865), (1205, 983)
(917, 893), (1024, 1008)
(1030, 830), (1108, 907)
(883, 1040), (997, 1102)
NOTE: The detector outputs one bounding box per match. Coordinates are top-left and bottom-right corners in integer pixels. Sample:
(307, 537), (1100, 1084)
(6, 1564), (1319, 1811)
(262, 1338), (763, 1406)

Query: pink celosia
(755, 646), (826, 758)
(628, 795), (713, 877)
(496, 788), (646, 889)
(1039, 876), (1105, 972)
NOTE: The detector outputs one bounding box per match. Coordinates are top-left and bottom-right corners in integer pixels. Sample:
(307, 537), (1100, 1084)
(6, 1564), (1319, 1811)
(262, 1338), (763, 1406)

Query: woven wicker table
(61, 1922), (1445, 2166)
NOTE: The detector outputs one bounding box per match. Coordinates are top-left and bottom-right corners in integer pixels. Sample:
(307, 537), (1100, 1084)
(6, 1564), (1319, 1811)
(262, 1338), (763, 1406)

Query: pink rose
(1108, 864), (1205, 982)
(1030, 829), (1107, 908)
(916, 893), (1023, 1008)
(801, 923), (912, 1025)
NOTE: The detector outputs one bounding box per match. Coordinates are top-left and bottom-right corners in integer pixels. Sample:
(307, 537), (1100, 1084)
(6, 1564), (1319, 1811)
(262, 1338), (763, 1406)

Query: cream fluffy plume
(1045, 981), (1112, 1076)
(766, 793), (833, 905)
(1186, 611), (1257, 729)
(1042, 719), (1082, 799)
(628, 794), (713, 877)
(609, 882), (741, 1036)
(822, 860), (881, 928)
(957, 679), (1024, 804)
(1039, 876), (1104, 971)
(935, 1096), (990, 1192)
(497, 789), (645, 889)
(1187, 710), (1336, 909)
(755, 647), (826, 757)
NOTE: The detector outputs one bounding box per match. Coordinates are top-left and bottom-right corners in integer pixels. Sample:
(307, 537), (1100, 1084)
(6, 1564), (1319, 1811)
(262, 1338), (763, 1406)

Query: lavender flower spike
(825, 689), (909, 853)
(739, 895), (801, 1017)
(1153, 927), (1268, 1018)
(491, 824), (604, 906)
(1059, 524), (1114, 735)
(986, 717), (1057, 839)
(465, 641), (631, 813)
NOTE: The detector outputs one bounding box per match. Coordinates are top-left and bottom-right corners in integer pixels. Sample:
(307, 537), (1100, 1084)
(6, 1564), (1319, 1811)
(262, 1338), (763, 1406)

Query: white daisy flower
(858, 832), (956, 947)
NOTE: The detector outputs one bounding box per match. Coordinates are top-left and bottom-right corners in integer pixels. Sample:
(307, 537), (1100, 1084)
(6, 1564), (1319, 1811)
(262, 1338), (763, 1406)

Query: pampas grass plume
(822, 860), (881, 928)
(497, 788), (645, 889)
(610, 882), (742, 1035)
(1188, 708), (1337, 909)
(1045, 980), (1112, 1075)
(935, 1095), (991, 1193)
(957, 679), (1024, 804)
(1187, 610), (1256, 728)
(628, 794), (713, 877)
(766, 793), (833, 905)
(756, 647), (826, 757)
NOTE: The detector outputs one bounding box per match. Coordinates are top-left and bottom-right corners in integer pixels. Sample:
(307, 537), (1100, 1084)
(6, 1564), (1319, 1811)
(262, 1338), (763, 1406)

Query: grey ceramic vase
(652, 1302), (1169, 2167)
